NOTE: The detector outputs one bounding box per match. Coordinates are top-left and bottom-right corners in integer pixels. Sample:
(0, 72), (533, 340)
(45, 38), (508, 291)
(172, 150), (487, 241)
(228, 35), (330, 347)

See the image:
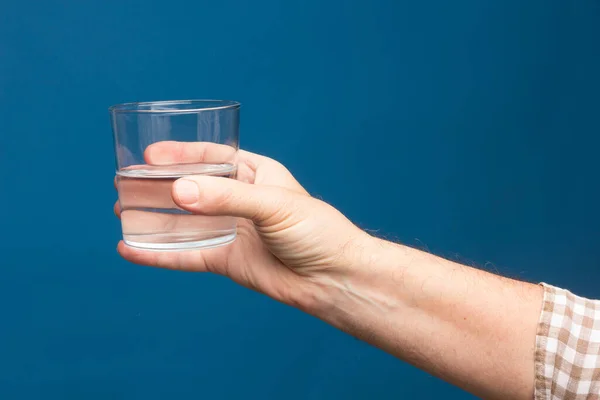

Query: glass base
(123, 232), (237, 251)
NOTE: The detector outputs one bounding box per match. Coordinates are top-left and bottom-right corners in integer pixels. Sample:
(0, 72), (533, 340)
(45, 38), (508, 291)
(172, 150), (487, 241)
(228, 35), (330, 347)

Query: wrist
(293, 233), (407, 320)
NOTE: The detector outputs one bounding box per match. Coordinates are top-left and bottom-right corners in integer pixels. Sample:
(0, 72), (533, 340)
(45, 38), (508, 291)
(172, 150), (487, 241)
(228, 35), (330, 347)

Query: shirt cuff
(534, 283), (600, 399)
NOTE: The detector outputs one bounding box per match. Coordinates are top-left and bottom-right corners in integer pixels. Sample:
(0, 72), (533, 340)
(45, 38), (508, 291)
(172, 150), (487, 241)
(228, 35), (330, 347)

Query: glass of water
(110, 99), (240, 251)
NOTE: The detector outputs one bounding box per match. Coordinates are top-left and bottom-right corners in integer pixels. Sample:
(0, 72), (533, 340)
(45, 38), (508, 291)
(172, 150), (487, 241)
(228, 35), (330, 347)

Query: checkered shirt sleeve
(535, 283), (600, 399)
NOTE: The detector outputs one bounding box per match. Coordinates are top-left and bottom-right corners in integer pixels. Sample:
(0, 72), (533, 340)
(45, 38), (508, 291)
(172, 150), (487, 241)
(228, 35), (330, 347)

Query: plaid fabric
(535, 283), (600, 399)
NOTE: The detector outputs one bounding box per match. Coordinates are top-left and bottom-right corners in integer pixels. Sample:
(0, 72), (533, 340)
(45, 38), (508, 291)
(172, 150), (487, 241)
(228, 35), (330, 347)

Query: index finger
(142, 140), (308, 194)
(143, 140), (277, 168)
(144, 141), (237, 165)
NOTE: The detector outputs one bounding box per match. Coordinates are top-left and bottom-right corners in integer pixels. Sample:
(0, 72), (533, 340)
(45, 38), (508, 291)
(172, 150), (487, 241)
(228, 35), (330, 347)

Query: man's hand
(115, 141), (372, 310)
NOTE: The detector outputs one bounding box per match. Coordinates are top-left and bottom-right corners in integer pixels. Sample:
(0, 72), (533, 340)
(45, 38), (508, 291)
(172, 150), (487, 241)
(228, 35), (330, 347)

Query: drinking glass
(110, 100), (240, 250)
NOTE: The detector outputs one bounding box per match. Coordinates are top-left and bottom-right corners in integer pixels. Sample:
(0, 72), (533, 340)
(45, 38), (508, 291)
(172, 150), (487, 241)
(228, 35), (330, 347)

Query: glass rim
(108, 99), (241, 113)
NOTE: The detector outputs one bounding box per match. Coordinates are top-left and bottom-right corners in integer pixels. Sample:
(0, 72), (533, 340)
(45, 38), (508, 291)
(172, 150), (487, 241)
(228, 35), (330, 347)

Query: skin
(115, 142), (543, 400)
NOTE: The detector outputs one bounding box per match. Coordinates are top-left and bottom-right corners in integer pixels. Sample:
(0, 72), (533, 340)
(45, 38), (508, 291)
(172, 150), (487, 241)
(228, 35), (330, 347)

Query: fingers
(143, 141), (273, 175)
(120, 210), (235, 239)
(144, 141), (237, 166)
(115, 142), (307, 232)
(172, 175), (296, 225)
(142, 141), (308, 195)
(117, 241), (221, 272)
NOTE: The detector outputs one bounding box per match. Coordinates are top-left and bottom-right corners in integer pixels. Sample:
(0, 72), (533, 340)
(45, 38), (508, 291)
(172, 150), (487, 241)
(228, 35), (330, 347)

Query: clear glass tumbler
(110, 100), (240, 251)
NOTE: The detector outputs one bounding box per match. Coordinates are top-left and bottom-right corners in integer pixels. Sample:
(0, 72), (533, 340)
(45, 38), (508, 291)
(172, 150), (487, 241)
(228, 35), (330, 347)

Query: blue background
(1, 0), (599, 398)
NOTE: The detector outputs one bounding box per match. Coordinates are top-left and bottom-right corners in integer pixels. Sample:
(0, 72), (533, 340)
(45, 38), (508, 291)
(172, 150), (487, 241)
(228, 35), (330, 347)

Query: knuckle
(269, 159), (289, 174)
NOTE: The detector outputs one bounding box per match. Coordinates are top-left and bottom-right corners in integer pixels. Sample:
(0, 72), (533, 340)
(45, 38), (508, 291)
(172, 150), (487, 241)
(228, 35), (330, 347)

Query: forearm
(304, 237), (543, 400)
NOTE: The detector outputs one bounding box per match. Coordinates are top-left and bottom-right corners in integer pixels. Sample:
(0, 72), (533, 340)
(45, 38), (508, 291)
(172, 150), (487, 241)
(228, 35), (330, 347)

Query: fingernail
(174, 179), (199, 204)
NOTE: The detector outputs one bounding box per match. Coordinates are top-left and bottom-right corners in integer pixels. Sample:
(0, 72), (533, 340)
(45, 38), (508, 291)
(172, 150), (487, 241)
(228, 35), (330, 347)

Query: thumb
(172, 175), (292, 224)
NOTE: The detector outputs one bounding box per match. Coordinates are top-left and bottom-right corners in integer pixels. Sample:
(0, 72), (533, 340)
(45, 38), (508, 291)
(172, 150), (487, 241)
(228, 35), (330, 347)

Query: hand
(115, 141), (372, 309)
